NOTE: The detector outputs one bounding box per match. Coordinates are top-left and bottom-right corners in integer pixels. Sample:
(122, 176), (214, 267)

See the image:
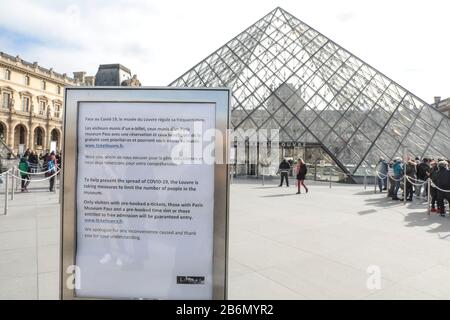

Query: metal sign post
(364, 171), (367, 190)
(4, 171), (8, 216)
(329, 168), (332, 189)
(427, 179), (431, 215)
(403, 172), (407, 205)
(11, 168), (14, 200)
(374, 170), (377, 194)
(386, 174), (390, 198)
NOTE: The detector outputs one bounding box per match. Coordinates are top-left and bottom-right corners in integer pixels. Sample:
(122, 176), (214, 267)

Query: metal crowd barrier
(0, 167), (61, 216)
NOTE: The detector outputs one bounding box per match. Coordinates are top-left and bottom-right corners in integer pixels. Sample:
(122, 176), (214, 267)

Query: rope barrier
(0, 169), (13, 177)
(16, 166), (56, 176)
(430, 181), (450, 193)
(387, 174), (404, 182)
(405, 175), (428, 187)
(10, 170), (61, 182)
(375, 171), (388, 179)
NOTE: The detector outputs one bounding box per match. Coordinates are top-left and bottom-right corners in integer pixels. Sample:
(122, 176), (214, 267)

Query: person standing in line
(429, 160), (439, 213)
(28, 151), (38, 173)
(18, 157), (30, 192)
(387, 160), (395, 197)
(405, 157), (416, 201)
(295, 158), (309, 194)
(392, 157), (403, 201)
(47, 151), (58, 192)
(416, 158), (430, 197)
(376, 157), (388, 192)
(436, 160), (450, 217)
(278, 158), (290, 187)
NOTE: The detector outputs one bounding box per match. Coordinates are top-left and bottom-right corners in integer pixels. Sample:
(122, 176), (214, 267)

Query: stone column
(28, 118), (33, 151)
(29, 125), (34, 151)
(8, 122), (15, 152)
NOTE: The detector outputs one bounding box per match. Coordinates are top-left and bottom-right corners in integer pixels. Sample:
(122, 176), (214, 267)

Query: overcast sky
(0, 0), (448, 102)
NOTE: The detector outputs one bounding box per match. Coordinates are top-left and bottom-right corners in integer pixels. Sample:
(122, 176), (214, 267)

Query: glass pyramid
(170, 7), (450, 176)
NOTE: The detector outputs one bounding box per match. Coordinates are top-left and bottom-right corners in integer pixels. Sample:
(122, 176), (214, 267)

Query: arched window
(56, 85), (61, 95)
(0, 123), (5, 141)
(19, 126), (26, 144)
(35, 127), (44, 146)
(41, 80), (46, 91)
(24, 75), (30, 86)
(51, 129), (59, 141)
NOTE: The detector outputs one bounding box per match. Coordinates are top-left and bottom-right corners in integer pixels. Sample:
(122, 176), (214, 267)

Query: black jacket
(279, 161), (290, 171)
(416, 163), (430, 181)
(436, 168), (450, 191)
(296, 164), (307, 180)
(430, 166), (439, 184)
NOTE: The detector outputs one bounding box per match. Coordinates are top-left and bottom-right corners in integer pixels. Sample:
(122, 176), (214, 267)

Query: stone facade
(0, 51), (143, 156)
(0, 52), (90, 155)
(434, 97), (450, 118)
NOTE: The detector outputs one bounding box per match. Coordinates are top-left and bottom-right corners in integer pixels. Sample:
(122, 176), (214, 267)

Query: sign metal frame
(60, 87), (230, 300)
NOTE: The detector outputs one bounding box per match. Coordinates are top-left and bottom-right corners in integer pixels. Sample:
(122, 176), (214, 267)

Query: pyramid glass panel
(170, 7), (450, 178)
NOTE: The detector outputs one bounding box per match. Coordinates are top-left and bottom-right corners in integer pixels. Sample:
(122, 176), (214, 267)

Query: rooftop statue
(121, 74), (141, 87)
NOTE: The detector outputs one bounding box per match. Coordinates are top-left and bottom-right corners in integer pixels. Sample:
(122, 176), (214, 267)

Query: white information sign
(50, 141), (57, 153)
(75, 102), (215, 299)
(18, 144), (25, 156)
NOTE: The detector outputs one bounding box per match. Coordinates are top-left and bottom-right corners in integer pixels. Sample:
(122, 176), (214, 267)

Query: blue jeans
(377, 176), (387, 191)
(393, 175), (401, 198)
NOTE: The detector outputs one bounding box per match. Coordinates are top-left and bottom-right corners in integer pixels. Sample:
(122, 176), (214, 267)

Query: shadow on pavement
(260, 193), (300, 198)
(403, 210), (450, 234)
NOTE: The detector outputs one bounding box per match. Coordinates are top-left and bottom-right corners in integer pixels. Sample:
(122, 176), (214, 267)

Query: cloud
(336, 11), (355, 22)
(0, 0), (449, 101)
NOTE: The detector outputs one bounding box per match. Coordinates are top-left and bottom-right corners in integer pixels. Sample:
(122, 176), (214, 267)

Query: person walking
(392, 157), (403, 201)
(18, 157), (30, 192)
(278, 159), (291, 187)
(295, 158), (309, 194)
(376, 157), (388, 192)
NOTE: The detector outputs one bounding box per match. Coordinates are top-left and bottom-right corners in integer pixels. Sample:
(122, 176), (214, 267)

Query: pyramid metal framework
(170, 7), (450, 176)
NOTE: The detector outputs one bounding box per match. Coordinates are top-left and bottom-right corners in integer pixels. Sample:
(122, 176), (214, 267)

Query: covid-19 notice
(75, 102), (216, 299)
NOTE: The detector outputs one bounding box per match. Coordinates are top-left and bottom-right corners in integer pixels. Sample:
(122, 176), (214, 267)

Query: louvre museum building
(170, 7), (450, 181)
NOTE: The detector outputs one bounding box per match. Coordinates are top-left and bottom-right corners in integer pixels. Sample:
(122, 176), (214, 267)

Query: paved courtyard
(1, 178), (450, 299)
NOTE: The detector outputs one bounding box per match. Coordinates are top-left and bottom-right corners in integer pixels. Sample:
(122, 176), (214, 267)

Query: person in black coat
(295, 158), (309, 194)
(436, 161), (450, 217)
(416, 158), (430, 196)
(429, 160), (439, 213)
(278, 159), (290, 187)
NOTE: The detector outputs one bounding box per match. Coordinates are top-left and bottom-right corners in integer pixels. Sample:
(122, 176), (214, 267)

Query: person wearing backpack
(295, 158), (309, 194)
(47, 151), (58, 192)
(18, 157), (30, 192)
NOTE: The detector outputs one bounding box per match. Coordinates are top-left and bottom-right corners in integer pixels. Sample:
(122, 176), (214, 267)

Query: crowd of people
(17, 149), (61, 192)
(376, 156), (450, 217)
